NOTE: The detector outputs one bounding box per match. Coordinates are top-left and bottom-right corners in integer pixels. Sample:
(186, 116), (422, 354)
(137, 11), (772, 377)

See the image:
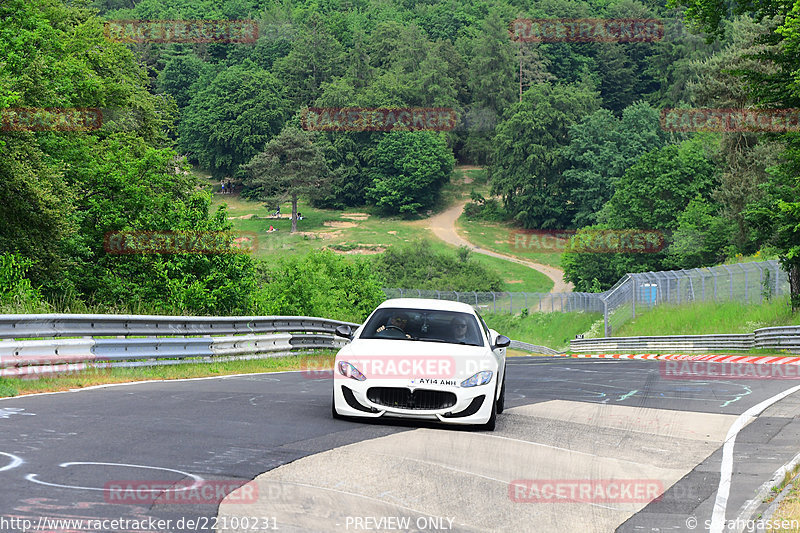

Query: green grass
(425, 239), (553, 293)
(206, 169), (554, 293)
(457, 215), (564, 269)
(483, 311), (602, 351)
(0, 351), (335, 398)
(614, 297), (800, 337)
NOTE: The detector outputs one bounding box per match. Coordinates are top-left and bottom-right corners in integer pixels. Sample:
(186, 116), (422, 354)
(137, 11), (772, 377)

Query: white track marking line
(0, 370), (303, 402)
(710, 384), (800, 533)
(26, 461), (203, 492)
(0, 451), (23, 472)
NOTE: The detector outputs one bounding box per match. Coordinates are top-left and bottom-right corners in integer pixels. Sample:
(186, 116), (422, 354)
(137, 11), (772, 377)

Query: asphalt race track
(2, 357), (800, 532)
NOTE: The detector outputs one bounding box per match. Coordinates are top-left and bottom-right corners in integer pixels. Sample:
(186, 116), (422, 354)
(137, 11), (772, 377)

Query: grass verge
(614, 297), (800, 337)
(0, 352), (335, 398)
(483, 311), (602, 351)
(768, 471), (800, 532)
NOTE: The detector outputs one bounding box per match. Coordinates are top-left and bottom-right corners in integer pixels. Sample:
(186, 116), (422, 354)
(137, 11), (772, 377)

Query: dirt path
(426, 199), (573, 294)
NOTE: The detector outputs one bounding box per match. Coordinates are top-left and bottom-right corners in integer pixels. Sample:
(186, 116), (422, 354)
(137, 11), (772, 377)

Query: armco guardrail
(0, 314), (358, 377)
(571, 327), (800, 354)
(754, 326), (800, 353)
(0, 314), (350, 339)
(570, 334), (755, 352)
(509, 340), (562, 355)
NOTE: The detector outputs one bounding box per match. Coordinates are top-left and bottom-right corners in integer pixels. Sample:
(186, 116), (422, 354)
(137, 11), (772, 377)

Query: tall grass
(614, 297), (799, 336)
(483, 311), (602, 350)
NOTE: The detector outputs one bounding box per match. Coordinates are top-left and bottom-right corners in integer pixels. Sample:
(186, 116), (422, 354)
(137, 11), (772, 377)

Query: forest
(1, 0), (799, 319)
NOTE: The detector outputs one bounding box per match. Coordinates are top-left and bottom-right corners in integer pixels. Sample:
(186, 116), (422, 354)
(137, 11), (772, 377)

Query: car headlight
(338, 361), (366, 381)
(461, 370), (493, 388)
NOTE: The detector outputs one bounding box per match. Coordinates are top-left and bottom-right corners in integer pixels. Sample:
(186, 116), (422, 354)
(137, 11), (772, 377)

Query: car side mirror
(334, 325), (353, 339)
(493, 335), (511, 349)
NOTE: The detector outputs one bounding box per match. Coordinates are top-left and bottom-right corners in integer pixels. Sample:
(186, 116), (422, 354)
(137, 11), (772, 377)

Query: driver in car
(450, 317), (470, 344)
(376, 312), (412, 339)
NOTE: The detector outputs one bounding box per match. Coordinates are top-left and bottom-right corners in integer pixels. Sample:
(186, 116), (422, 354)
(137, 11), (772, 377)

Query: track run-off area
(2, 357), (800, 532)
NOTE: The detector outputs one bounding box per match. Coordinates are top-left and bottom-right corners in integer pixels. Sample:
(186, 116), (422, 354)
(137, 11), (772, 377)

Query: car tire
(496, 369), (506, 414)
(482, 383), (497, 431)
(332, 388), (344, 420)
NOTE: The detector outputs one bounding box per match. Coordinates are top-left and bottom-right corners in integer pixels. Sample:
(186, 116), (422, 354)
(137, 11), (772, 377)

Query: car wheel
(496, 369), (506, 414)
(482, 383), (497, 431)
(332, 388), (344, 420)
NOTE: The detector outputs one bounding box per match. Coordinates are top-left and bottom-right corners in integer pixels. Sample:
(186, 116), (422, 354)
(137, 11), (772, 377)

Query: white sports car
(331, 298), (509, 431)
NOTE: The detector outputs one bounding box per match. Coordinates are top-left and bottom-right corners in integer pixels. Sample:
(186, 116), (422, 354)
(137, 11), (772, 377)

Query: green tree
(179, 63), (289, 178)
(562, 102), (666, 227)
(366, 132), (455, 216)
(242, 126), (329, 233)
(598, 138), (717, 231)
(489, 83), (599, 228)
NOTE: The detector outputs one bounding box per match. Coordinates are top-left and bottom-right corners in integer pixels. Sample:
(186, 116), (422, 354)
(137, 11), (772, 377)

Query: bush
(463, 191), (508, 222)
(375, 240), (504, 291)
(251, 250), (385, 323)
(0, 253), (46, 311)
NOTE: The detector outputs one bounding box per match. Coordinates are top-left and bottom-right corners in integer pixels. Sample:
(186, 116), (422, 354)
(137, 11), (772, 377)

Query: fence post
(560, 293), (564, 312)
(474, 291), (478, 306)
(713, 271), (718, 301)
(510, 293), (513, 314)
(775, 261), (781, 296)
(603, 298), (609, 337)
(742, 265), (748, 302)
(702, 272), (706, 301)
(631, 276), (636, 320)
(722, 265), (733, 300)
(493, 292), (496, 313)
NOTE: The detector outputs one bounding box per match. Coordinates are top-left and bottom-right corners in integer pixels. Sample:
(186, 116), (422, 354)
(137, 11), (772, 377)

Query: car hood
(340, 338), (489, 357)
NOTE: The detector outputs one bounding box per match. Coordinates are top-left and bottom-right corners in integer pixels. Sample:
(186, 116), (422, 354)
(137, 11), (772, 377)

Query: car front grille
(367, 387), (457, 410)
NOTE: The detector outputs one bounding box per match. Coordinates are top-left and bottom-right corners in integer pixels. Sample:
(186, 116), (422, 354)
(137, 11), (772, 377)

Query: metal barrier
(509, 340), (562, 355)
(570, 334), (755, 353)
(0, 314), (350, 339)
(754, 326), (800, 353)
(571, 327), (800, 354)
(0, 314), (358, 377)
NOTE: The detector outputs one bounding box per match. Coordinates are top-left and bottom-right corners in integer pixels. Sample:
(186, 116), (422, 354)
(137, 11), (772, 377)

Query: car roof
(377, 298), (477, 314)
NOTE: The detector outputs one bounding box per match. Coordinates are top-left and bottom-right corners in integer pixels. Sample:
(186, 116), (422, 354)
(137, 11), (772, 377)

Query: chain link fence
(383, 260), (790, 337)
(381, 288), (604, 314)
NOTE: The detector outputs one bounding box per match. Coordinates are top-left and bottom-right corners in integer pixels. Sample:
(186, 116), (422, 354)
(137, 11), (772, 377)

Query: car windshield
(360, 308), (484, 347)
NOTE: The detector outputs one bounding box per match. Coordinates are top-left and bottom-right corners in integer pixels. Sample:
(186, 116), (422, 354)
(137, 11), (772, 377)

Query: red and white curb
(566, 353), (800, 365)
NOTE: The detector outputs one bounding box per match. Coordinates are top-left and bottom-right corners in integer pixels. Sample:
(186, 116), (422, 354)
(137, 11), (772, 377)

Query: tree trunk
(789, 262), (800, 312)
(291, 194), (298, 233)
